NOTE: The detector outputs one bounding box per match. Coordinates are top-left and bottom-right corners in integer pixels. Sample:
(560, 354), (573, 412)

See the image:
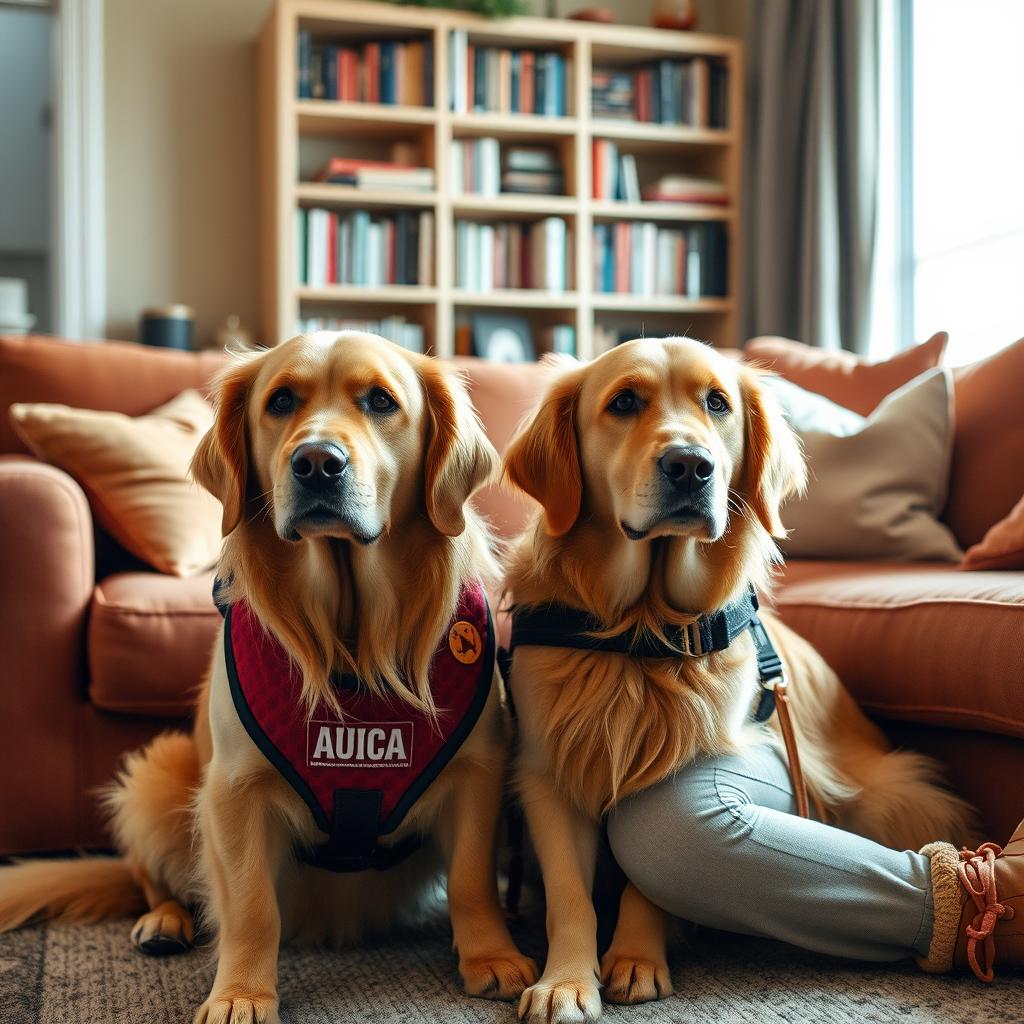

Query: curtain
(742, 0), (880, 354)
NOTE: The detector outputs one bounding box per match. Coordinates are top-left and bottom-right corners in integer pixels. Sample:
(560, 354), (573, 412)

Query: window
(910, 0), (1024, 365)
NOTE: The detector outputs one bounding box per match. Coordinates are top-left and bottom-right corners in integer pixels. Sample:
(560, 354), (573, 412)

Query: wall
(103, 0), (745, 346)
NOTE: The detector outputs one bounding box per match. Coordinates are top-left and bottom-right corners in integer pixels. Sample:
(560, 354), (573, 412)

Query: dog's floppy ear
(421, 361), (499, 537)
(503, 367), (582, 537)
(738, 366), (807, 538)
(191, 354), (261, 535)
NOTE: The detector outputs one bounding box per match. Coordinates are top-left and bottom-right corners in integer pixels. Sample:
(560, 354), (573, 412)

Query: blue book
(552, 54), (564, 116)
(297, 30), (312, 99)
(510, 51), (520, 114)
(535, 54), (546, 116)
(324, 45), (338, 101)
(380, 42), (396, 105)
(353, 211), (370, 285)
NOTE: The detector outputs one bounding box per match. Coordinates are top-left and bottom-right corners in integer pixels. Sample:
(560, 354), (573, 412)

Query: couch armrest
(0, 455), (95, 851)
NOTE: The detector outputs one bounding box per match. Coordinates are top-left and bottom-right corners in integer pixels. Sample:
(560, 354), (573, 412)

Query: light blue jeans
(607, 741), (935, 961)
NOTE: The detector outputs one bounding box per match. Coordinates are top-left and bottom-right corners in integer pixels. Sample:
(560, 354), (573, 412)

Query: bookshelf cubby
(260, 0), (743, 358)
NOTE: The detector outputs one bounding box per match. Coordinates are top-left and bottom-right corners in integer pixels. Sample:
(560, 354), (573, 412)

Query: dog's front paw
(194, 991), (279, 1024)
(461, 949), (539, 1000)
(131, 901), (194, 956)
(599, 950), (672, 1004)
(518, 976), (601, 1024)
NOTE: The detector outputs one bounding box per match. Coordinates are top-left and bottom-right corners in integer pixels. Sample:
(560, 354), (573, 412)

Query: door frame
(53, 0), (106, 338)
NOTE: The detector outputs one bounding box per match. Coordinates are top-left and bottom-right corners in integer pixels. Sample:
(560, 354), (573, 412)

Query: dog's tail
(841, 747), (978, 851)
(0, 857), (144, 933)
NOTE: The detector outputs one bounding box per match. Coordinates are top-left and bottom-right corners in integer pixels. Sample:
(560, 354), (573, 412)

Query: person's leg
(607, 741), (935, 962)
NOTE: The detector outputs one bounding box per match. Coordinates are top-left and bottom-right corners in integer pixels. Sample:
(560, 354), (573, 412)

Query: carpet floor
(0, 914), (1014, 1024)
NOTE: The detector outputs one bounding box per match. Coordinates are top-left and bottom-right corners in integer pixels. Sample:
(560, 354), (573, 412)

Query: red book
(636, 69), (650, 122)
(385, 220), (396, 283)
(591, 139), (603, 199)
(466, 44), (475, 111)
(343, 50), (357, 101)
(365, 43), (380, 103)
(676, 231), (687, 294)
(521, 51), (535, 114)
(327, 213), (338, 284)
(313, 156), (422, 182)
(614, 222), (630, 293)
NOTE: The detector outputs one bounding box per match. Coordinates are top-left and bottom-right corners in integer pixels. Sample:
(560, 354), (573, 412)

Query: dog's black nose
(290, 442), (349, 491)
(658, 446), (715, 493)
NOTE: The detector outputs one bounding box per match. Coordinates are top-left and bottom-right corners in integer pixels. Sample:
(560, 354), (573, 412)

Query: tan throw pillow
(770, 368), (963, 562)
(962, 493), (1024, 570)
(9, 390), (221, 576)
(745, 332), (948, 416)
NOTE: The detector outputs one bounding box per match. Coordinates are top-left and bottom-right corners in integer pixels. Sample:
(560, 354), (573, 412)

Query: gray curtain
(742, 0), (879, 354)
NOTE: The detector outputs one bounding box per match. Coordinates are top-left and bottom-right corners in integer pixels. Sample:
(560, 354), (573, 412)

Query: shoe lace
(957, 842), (1016, 982)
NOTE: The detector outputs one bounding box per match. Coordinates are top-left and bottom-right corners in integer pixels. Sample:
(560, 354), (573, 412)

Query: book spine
(473, 47), (485, 112)
(535, 54), (546, 117)
(380, 42), (396, 105)
(324, 45), (338, 101)
(614, 222), (629, 293)
(297, 30), (312, 99)
(418, 211), (433, 286)
(365, 44), (380, 104)
(498, 49), (511, 114)
(510, 51), (520, 114)
(521, 51), (535, 114)
(685, 225), (700, 296)
(424, 39), (434, 107)
(295, 208), (307, 283)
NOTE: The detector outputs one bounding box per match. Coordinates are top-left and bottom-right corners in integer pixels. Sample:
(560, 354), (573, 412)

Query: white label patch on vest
(306, 720), (414, 769)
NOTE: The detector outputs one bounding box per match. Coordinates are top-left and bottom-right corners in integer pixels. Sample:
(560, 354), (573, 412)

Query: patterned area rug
(0, 915), (1011, 1024)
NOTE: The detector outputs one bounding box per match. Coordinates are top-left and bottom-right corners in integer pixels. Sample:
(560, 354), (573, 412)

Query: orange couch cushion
(0, 334), (227, 456)
(770, 560), (1024, 739)
(946, 336), (1024, 548)
(88, 571), (220, 716)
(743, 332), (948, 416)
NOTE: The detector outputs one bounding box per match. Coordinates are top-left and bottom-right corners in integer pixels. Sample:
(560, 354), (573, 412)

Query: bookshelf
(259, 0), (743, 358)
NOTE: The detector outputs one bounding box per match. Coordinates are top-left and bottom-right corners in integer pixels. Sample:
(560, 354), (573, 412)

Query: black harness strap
(508, 586), (784, 723)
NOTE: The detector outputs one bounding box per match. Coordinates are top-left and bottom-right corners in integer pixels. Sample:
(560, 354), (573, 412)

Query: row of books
(297, 32), (434, 106)
(591, 59), (727, 127)
(296, 316), (426, 353)
(593, 222), (728, 297)
(449, 31), (567, 116)
(296, 209), (433, 288)
(592, 141), (640, 202)
(449, 140), (564, 196)
(455, 217), (570, 293)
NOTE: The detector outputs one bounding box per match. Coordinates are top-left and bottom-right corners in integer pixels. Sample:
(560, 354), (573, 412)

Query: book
(642, 174), (728, 205)
(449, 41), (566, 117)
(454, 217), (569, 292)
(312, 157), (434, 192)
(297, 315), (426, 353)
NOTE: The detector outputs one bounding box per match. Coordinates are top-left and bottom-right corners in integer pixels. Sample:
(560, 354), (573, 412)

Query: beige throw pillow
(770, 368), (963, 562)
(9, 390), (222, 576)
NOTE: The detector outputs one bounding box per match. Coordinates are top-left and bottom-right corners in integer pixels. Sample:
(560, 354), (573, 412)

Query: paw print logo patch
(448, 620), (482, 664)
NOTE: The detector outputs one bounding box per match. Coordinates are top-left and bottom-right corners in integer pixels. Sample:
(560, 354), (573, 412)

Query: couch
(1, 333), (1022, 855)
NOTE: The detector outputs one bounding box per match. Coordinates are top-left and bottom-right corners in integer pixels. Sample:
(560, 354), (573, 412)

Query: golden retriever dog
(0, 331), (537, 1023)
(501, 337), (972, 1023)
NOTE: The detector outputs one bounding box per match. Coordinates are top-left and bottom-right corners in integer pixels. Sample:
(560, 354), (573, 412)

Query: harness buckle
(684, 622), (704, 657)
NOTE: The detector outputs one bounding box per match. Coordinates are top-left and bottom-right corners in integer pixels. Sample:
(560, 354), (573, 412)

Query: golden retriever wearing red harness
(0, 332), (537, 1024)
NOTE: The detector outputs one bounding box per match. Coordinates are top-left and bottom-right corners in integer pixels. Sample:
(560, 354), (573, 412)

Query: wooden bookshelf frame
(259, 0), (744, 356)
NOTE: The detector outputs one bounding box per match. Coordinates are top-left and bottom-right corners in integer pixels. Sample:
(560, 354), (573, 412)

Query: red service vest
(222, 581), (494, 872)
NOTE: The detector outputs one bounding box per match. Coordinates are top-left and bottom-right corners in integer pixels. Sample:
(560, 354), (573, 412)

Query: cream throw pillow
(9, 390), (222, 576)
(770, 368), (963, 562)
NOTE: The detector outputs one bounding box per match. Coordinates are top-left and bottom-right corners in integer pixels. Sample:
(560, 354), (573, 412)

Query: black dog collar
(509, 586), (784, 723)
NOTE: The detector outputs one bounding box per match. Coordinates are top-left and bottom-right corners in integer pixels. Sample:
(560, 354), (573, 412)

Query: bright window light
(912, 0), (1024, 365)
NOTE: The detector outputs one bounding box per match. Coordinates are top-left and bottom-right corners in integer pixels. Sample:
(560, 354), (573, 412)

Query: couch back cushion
(0, 335), (227, 455)
(946, 336), (1024, 548)
(744, 332), (948, 416)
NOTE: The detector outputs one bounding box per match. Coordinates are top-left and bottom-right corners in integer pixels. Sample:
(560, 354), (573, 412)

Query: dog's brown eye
(267, 387), (296, 416)
(608, 389), (639, 416)
(366, 387), (398, 415)
(706, 390), (730, 415)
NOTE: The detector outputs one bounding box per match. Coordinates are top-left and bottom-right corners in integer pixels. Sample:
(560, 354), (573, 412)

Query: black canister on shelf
(139, 305), (194, 349)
